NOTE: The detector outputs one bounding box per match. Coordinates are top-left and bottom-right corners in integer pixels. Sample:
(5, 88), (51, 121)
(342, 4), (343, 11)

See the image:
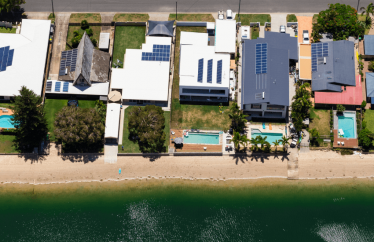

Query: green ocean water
(1, 181), (374, 242)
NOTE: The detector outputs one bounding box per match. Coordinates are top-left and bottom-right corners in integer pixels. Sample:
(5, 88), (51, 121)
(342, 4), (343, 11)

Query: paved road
(24, 0), (368, 13)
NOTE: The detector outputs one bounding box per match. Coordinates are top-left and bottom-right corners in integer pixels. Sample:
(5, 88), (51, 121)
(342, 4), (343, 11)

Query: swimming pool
(251, 130), (283, 144)
(0, 115), (15, 128)
(338, 113), (356, 138)
(184, 133), (220, 145)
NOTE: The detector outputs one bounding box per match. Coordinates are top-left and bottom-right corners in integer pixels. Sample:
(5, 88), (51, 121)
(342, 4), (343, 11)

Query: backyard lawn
(236, 14), (271, 26)
(0, 103), (14, 109)
(66, 26), (101, 50)
(0, 135), (17, 153)
(168, 14), (215, 22)
(287, 14), (297, 22)
(0, 27), (16, 33)
(118, 106), (170, 153)
(44, 99), (96, 141)
(171, 26), (232, 130)
(112, 26), (146, 67)
(251, 27), (260, 40)
(113, 13), (149, 22)
(69, 13), (101, 23)
(364, 109), (374, 133)
(309, 108), (331, 136)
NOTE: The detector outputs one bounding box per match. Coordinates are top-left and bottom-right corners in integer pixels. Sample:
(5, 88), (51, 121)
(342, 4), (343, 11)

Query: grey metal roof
(241, 32), (298, 108)
(312, 40), (355, 92)
(147, 20), (174, 37)
(365, 35), (374, 55)
(74, 32), (94, 86)
(366, 72), (374, 97)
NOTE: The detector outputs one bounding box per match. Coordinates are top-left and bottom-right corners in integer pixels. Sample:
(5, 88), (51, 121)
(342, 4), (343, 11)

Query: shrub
(358, 128), (373, 149)
(90, 37), (97, 46)
(85, 28), (93, 36)
(73, 30), (80, 37)
(71, 36), (81, 48)
(341, 149), (353, 155)
(81, 20), (89, 30)
(337, 104), (345, 113)
(369, 60), (374, 72)
(361, 100), (367, 110)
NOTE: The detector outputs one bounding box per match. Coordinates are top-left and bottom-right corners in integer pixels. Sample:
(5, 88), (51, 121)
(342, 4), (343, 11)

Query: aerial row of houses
(0, 18), (370, 142)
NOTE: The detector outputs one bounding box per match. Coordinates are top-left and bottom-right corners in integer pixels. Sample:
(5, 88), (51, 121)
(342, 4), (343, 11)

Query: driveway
(49, 13), (70, 80)
(270, 14), (287, 33)
(297, 16), (313, 43)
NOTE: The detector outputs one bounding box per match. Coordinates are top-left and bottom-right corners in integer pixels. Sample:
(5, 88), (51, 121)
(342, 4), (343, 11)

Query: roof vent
(255, 93), (262, 100)
(324, 57), (326, 64)
(262, 92), (265, 99)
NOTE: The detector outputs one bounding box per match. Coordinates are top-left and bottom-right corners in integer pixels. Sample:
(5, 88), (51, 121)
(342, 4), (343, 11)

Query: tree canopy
(11, 86), (48, 152)
(54, 107), (104, 152)
(312, 3), (365, 41)
(358, 128), (373, 150)
(0, 0), (25, 12)
(291, 83), (313, 131)
(227, 102), (248, 132)
(128, 105), (166, 153)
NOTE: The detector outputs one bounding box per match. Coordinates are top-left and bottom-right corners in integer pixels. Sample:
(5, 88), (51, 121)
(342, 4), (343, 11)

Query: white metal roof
(179, 33), (230, 89)
(0, 19), (51, 97)
(110, 36), (171, 101)
(180, 31), (208, 46)
(104, 103), (121, 139)
(215, 19), (236, 53)
(99, 33), (110, 49)
(46, 80), (109, 96)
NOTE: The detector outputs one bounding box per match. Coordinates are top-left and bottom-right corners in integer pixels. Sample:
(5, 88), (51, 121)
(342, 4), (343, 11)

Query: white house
(110, 36), (172, 107)
(0, 19), (51, 99)
(179, 32), (230, 103)
(104, 103), (121, 142)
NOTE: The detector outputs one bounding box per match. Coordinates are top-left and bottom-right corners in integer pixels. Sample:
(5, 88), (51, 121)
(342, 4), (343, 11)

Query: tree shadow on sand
(61, 154), (101, 163)
(142, 154), (163, 162)
(250, 152), (290, 163)
(232, 154), (249, 165)
(19, 154), (47, 164)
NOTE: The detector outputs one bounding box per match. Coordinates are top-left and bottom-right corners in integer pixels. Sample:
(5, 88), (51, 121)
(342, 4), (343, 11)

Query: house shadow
(61, 153), (101, 163)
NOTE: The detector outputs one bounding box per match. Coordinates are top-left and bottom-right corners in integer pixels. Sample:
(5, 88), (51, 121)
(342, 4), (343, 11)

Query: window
(0, 96), (4, 100)
(251, 104), (262, 109)
(267, 105), (284, 110)
(210, 89), (225, 95)
(183, 88), (209, 94)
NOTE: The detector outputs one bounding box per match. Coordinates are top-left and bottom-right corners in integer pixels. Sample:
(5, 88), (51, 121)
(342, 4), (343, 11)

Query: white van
(226, 9), (232, 19)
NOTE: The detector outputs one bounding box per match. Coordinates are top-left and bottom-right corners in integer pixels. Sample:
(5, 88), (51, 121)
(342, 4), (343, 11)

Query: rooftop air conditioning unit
(262, 92), (265, 99)
(324, 57), (326, 64)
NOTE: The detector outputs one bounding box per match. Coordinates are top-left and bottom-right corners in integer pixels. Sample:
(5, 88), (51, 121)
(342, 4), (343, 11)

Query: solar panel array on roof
(207, 59), (213, 83)
(255, 43), (267, 74)
(59, 49), (78, 76)
(63, 82), (69, 92)
(55, 82), (61, 92)
(217, 60), (222, 84)
(141, 45), (170, 62)
(46, 81), (52, 92)
(0, 46), (15, 72)
(197, 58), (204, 83)
(311, 43), (328, 72)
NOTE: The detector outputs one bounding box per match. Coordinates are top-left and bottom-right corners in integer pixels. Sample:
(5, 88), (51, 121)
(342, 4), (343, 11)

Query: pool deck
(246, 123), (287, 147)
(0, 108), (14, 116)
(333, 111), (358, 148)
(170, 129), (222, 152)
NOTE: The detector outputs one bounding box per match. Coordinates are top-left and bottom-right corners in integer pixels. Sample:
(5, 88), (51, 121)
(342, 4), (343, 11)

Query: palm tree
(232, 131), (249, 151)
(264, 141), (271, 153)
(360, 3), (374, 29)
(250, 137), (258, 151)
(256, 135), (267, 151)
(279, 136), (290, 152)
(272, 140), (279, 152)
(227, 102), (248, 131)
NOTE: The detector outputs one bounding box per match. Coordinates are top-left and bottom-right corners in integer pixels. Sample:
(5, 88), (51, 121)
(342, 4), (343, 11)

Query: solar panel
(46, 81), (52, 92)
(197, 58), (204, 83)
(311, 42), (329, 72)
(217, 60), (222, 84)
(55, 82), (61, 92)
(0, 46), (14, 72)
(63, 82), (69, 92)
(141, 45), (170, 62)
(207, 59), (213, 83)
(255, 43), (267, 74)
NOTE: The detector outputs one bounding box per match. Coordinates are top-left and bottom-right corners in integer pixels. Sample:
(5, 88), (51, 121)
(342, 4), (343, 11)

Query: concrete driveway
(270, 14), (287, 33)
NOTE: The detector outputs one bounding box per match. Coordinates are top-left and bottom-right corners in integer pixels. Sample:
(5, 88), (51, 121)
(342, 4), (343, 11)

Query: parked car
(218, 11), (224, 20)
(290, 137), (298, 148)
(241, 26), (250, 39)
(226, 9), (233, 19)
(280, 25), (286, 33)
(67, 100), (78, 107)
(303, 30), (309, 44)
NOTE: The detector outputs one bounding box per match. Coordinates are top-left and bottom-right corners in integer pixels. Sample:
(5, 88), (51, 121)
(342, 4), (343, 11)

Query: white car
(226, 9), (233, 19)
(280, 25), (286, 33)
(303, 30), (310, 44)
(218, 11), (224, 20)
(290, 137), (298, 148)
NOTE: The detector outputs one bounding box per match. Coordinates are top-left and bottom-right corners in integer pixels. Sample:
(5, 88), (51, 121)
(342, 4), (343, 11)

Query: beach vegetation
(336, 104), (345, 113)
(291, 83), (313, 131)
(311, 3), (365, 42)
(227, 102), (248, 132)
(54, 106), (104, 152)
(358, 128), (373, 150)
(0, 0), (25, 12)
(232, 131), (249, 151)
(128, 105), (167, 153)
(11, 86), (48, 153)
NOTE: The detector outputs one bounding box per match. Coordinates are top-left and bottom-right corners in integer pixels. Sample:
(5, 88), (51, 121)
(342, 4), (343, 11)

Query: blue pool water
(338, 115), (355, 138)
(252, 132), (283, 144)
(0, 115), (14, 128)
(184, 133), (220, 144)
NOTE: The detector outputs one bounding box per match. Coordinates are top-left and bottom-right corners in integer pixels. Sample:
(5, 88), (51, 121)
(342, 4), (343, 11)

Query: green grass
(0, 135), (17, 153)
(358, 15), (370, 35)
(313, 14), (319, 24)
(168, 14), (215, 22)
(364, 109), (374, 133)
(69, 13), (101, 23)
(309, 108), (331, 136)
(171, 26), (232, 130)
(113, 13), (149, 22)
(0, 27), (16, 33)
(66, 26), (101, 50)
(118, 106), (170, 153)
(78, 100), (96, 109)
(236, 14), (271, 26)
(287, 14), (298, 22)
(48, 13), (55, 23)
(251, 27), (260, 40)
(112, 26), (146, 68)
(0, 103), (14, 109)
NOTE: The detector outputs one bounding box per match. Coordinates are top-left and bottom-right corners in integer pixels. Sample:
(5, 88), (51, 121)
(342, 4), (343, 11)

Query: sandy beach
(1, 150), (374, 185)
